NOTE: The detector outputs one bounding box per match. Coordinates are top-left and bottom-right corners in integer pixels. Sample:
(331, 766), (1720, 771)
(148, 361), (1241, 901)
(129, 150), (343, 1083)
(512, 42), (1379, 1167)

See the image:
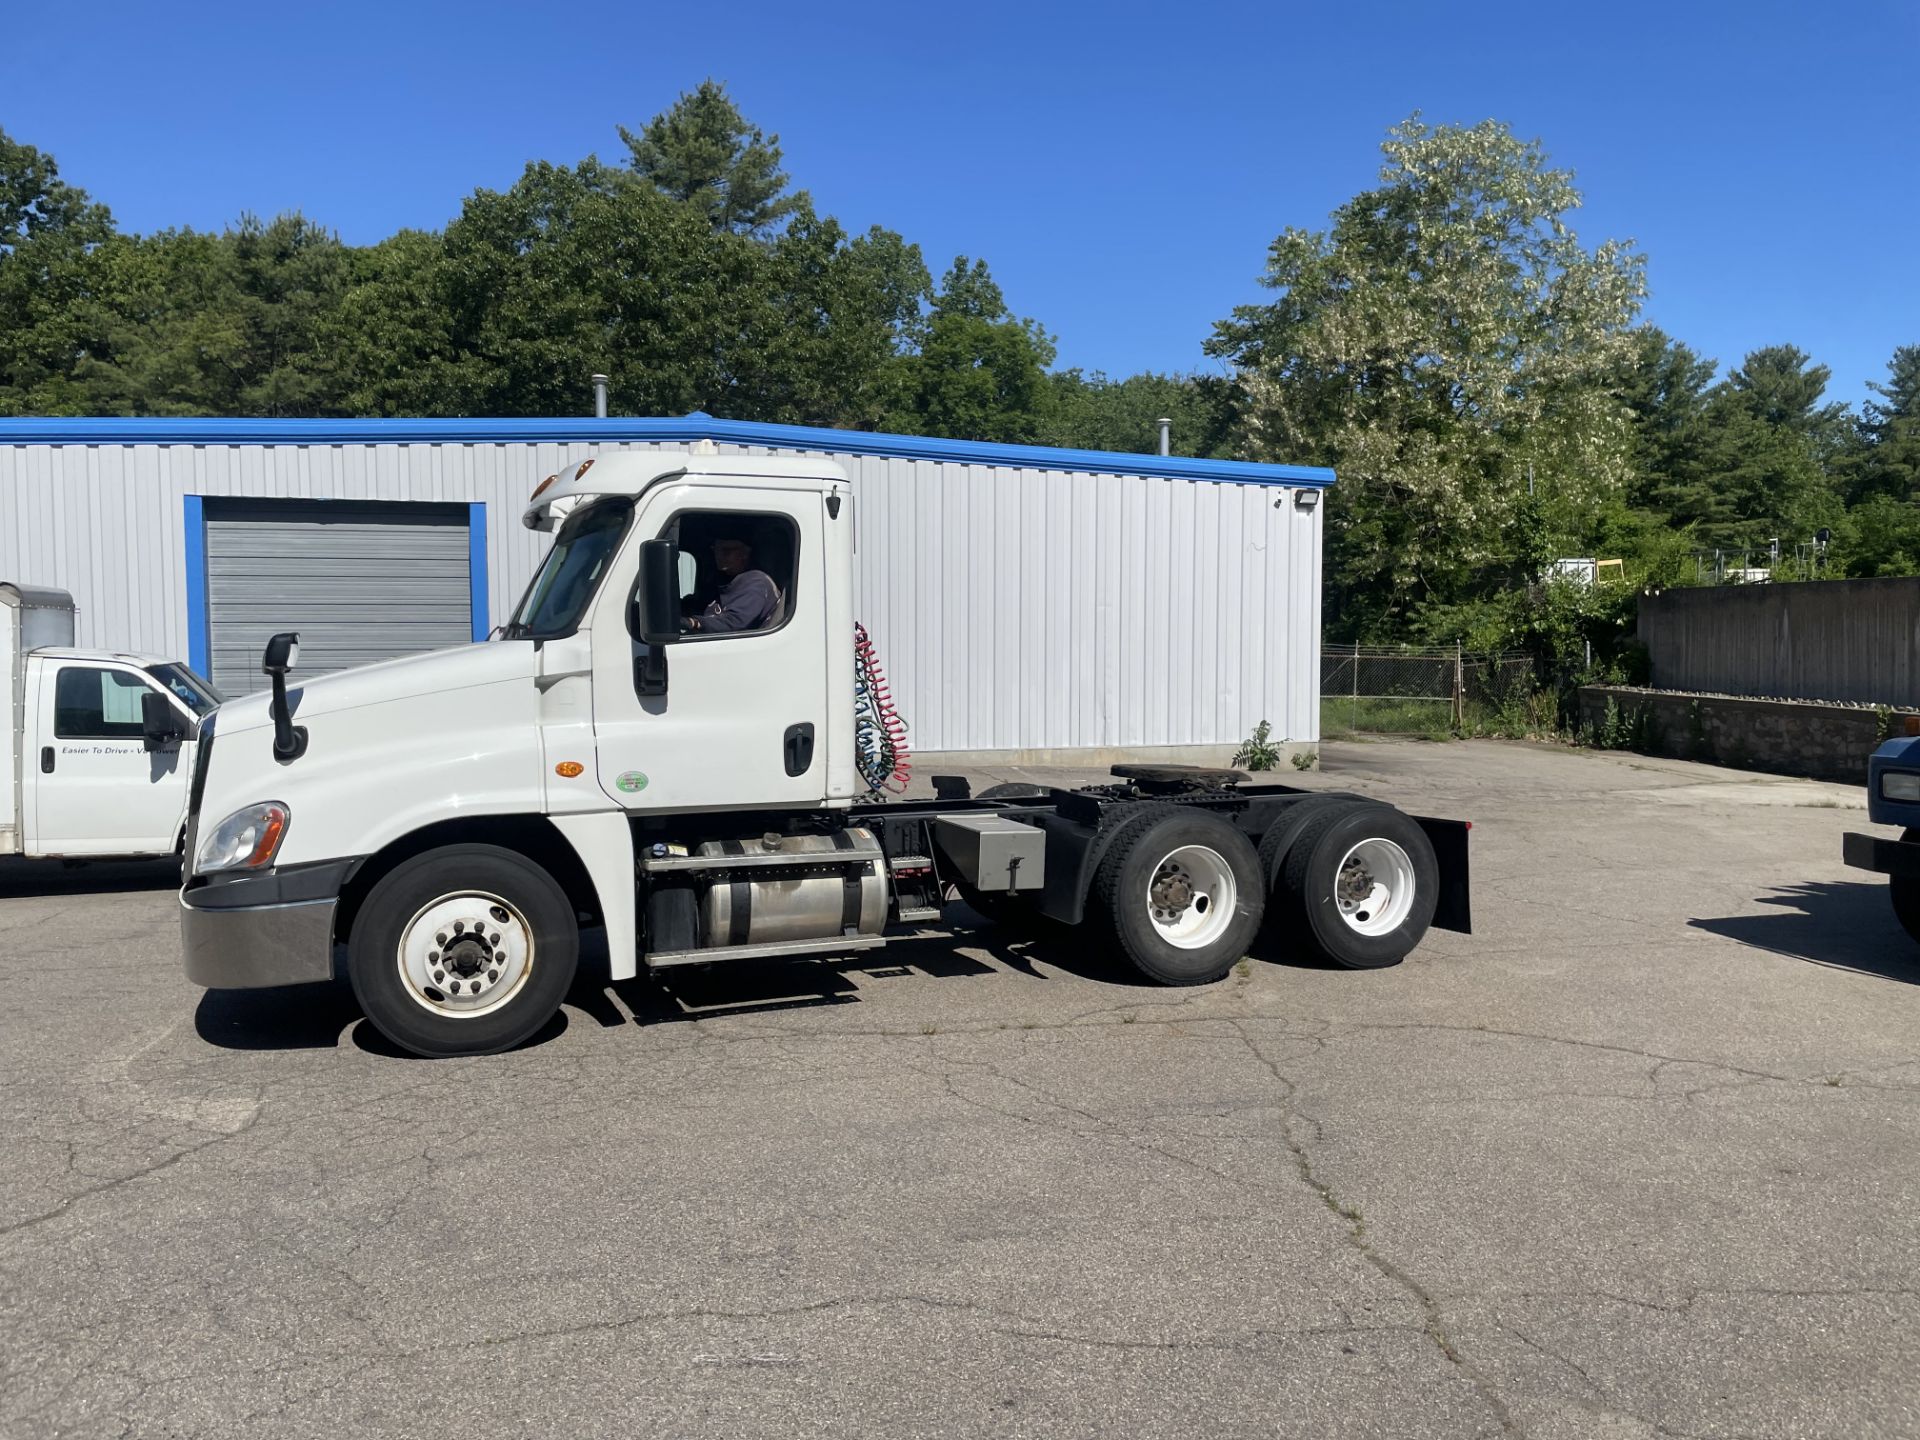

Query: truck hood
(213, 642), (539, 734)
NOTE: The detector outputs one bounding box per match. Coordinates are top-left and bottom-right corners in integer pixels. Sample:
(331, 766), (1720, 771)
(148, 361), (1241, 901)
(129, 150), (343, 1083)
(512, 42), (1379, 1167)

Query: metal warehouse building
(0, 416), (1330, 764)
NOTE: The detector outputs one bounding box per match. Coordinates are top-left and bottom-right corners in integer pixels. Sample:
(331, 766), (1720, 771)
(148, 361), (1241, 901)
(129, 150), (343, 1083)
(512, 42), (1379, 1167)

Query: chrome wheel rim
(1145, 845), (1236, 950)
(396, 890), (534, 1018)
(1334, 839), (1415, 936)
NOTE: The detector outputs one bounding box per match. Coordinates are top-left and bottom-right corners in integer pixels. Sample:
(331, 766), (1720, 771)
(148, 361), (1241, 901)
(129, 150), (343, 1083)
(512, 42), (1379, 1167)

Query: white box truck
(3, 583), (222, 860)
(178, 451), (1472, 1058)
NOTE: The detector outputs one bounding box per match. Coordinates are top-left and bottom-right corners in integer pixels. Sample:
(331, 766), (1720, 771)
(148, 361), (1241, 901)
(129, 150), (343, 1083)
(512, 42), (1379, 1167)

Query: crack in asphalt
(1230, 1020), (1525, 1437)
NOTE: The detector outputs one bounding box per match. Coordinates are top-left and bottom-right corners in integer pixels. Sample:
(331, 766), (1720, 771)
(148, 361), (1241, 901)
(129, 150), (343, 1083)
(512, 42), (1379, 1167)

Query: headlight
(1882, 772), (1920, 804)
(196, 802), (290, 874)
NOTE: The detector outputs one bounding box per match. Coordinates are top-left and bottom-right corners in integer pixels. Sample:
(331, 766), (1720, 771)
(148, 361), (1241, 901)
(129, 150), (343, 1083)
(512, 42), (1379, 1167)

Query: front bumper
(179, 858), (357, 989)
(1843, 831), (1920, 880)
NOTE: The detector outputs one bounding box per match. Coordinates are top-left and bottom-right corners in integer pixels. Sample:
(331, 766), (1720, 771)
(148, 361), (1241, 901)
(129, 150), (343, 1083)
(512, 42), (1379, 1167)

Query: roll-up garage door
(205, 500), (474, 695)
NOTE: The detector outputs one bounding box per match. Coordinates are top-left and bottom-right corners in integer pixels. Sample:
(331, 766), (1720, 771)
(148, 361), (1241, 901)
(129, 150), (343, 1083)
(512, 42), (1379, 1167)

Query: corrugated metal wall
(1639, 577), (1920, 707)
(0, 436), (1323, 753)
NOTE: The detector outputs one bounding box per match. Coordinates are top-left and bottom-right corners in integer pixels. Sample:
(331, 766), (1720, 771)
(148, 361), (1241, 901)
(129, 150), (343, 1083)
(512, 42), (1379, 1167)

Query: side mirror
(141, 691), (185, 753)
(260, 632), (308, 763)
(262, 632), (300, 677)
(633, 539), (683, 646)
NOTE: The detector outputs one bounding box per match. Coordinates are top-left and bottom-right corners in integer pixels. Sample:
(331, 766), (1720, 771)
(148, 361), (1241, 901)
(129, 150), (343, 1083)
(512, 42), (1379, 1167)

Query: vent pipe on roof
(591, 373), (609, 419)
(1156, 417), (1171, 457)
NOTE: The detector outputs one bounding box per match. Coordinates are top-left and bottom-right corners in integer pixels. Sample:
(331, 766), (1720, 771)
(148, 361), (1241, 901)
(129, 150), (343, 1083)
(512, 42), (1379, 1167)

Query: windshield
(505, 497), (634, 639)
(147, 662), (223, 716)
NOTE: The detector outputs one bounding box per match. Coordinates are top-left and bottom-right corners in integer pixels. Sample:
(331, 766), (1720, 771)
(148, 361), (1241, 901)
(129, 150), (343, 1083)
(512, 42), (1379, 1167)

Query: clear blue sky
(5, 0), (1913, 408)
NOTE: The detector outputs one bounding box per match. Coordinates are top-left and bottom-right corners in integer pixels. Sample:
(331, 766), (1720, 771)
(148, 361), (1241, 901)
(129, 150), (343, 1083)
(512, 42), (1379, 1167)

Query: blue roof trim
(0, 415), (1336, 487)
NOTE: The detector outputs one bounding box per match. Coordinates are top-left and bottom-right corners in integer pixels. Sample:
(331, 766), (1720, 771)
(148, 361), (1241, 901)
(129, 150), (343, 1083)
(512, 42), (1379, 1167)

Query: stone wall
(1575, 686), (1916, 784)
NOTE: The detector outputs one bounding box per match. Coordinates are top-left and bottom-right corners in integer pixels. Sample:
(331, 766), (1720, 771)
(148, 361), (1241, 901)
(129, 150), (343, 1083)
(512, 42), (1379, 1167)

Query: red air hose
(853, 622), (912, 794)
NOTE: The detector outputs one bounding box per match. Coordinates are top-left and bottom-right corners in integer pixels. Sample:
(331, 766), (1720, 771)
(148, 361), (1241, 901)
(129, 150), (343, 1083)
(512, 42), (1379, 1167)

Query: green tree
(1663, 345), (1847, 553)
(0, 127), (117, 413)
(620, 80), (802, 237)
(78, 215), (351, 417)
(1208, 115), (1646, 636)
(741, 203), (930, 427)
(1041, 370), (1238, 457)
(1848, 345), (1920, 504)
(897, 257), (1054, 442)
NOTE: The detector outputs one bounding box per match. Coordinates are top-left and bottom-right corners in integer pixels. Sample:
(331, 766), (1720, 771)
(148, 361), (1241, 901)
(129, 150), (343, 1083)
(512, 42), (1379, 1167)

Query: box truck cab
(3, 583), (222, 859)
(180, 450), (1471, 1059)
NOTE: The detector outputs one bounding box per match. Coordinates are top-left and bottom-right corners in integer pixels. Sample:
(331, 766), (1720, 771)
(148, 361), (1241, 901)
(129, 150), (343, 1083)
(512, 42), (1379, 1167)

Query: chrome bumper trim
(181, 894), (337, 989)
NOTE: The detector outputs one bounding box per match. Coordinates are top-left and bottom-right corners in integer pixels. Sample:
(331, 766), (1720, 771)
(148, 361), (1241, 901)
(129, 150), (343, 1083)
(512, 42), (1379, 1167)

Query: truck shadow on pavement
(1690, 880), (1920, 985)
(0, 857), (180, 897)
(191, 906), (1167, 1052)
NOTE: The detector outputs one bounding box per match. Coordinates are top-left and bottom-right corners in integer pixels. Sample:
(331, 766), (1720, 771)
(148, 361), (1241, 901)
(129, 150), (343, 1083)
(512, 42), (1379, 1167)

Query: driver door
(27, 661), (195, 856)
(587, 481), (830, 813)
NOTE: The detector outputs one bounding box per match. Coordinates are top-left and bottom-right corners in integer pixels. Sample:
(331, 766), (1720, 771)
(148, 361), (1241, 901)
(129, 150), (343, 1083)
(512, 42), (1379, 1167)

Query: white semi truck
(178, 451), (1471, 1058)
(3, 583), (222, 860)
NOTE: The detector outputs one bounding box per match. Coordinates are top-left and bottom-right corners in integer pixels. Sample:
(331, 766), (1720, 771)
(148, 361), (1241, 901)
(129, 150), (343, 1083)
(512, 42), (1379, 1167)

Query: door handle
(41, 746), (54, 774)
(783, 723), (815, 778)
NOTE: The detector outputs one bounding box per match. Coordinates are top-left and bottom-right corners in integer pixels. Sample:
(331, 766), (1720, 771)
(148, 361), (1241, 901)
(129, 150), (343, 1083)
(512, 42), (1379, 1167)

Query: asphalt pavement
(3, 739), (1916, 1439)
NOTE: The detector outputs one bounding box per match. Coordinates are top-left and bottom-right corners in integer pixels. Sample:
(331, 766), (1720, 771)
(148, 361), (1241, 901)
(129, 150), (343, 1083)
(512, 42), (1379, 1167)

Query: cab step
(645, 934), (889, 969)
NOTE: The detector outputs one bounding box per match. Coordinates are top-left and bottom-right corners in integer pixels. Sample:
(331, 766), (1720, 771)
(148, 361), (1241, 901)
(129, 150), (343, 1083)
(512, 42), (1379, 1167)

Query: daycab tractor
(1843, 730), (1920, 942)
(178, 451), (1473, 1058)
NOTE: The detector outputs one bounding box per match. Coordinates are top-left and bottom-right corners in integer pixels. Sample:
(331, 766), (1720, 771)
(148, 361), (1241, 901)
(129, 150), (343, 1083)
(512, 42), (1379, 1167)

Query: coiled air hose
(854, 622), (911, 796)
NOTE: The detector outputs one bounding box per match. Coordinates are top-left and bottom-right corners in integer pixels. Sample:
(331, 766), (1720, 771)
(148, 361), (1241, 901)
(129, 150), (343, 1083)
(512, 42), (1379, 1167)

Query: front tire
(348, 844), (578, 1058)
(1893, 830), (1920, 945)
(1283, 806), (1437, 969)
(1094, 812), (1264, 985)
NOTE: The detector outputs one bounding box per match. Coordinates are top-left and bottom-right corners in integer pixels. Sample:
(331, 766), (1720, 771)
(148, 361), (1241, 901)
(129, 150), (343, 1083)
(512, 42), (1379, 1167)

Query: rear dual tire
(1276, 805), (1438, 969)
(1094, 812), (1265, 985)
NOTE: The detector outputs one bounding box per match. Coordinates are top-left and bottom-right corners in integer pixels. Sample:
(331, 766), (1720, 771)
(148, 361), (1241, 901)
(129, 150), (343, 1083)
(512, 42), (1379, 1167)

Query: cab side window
(669, 511), (799, 637)
(54, 667), (151, 740)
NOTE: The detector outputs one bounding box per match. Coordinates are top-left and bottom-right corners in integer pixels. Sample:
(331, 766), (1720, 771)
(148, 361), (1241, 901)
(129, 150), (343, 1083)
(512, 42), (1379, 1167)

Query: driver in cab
(682, 535), (781, 634)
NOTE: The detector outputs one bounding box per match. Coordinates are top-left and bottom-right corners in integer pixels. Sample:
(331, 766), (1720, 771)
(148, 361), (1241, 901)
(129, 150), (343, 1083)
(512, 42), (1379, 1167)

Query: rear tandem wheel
(1093, 810), (1265, 985)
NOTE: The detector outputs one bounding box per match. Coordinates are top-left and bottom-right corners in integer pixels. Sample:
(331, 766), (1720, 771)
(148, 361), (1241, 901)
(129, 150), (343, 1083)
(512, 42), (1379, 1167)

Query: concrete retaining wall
(1576, 685), (1914, 784)
(1638, 578), (1920, 706)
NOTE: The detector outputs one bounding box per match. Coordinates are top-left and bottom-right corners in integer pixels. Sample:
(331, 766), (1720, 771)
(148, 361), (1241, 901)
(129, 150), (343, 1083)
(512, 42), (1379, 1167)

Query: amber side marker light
(530, 474), (559, 501)
(555, 761), (585, 778)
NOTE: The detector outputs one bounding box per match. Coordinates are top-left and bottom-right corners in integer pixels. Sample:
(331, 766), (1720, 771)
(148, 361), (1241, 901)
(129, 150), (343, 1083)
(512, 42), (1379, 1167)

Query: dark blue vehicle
(1843, 733), (1920, 942)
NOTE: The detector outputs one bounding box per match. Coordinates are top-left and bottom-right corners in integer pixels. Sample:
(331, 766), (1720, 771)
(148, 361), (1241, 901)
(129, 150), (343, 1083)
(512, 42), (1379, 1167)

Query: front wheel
(1892, 831), (1920, 945)
(347, 844), (578, 1058)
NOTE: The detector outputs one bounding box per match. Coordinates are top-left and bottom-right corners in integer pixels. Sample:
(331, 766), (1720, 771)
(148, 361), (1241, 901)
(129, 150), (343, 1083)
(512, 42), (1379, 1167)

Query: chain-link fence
(1320, 646), (1538, 737)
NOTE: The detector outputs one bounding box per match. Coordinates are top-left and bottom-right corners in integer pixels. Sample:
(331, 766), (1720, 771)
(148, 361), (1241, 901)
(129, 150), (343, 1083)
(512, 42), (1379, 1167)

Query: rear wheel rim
(396, 890), (534, 1019)
(1145, 845), (1236, 950)
(1333, 838), (1415, 936)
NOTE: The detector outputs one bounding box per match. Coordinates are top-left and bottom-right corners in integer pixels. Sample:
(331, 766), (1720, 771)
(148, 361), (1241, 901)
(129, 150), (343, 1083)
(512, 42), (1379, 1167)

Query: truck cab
(3, 583), (221, 860)
(1842, 732), (1920, 942)
(180, 451), (1471, 1058)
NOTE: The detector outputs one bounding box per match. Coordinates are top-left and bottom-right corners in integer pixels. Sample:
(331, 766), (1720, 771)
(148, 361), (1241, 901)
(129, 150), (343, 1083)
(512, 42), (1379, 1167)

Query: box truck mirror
(140, 691), (185, 753)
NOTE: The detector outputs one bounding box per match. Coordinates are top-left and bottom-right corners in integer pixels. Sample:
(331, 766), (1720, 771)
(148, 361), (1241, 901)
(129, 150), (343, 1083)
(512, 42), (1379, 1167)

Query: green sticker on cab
(615, 771), (649, 794)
